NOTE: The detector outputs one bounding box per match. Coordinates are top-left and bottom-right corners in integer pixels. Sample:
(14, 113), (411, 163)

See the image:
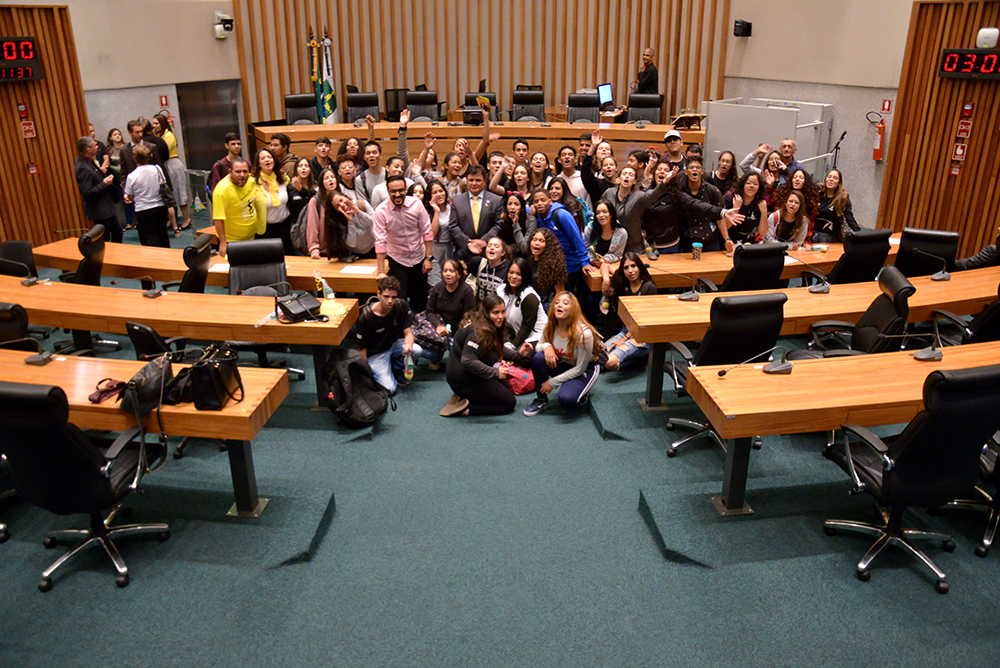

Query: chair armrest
(58, 271), (76, 283)
(838, 423), (895, 493)
(801, 269), (826, 286)
(67, 349), (95, 357)
(810, 320), (856, 333)
(696, 278), (718, 292)
(0, 338), (41, 353)
(165, 336), (188, 351)
(667, 340), (694, 362)
(822, 349), (867, 357)
(932, 309), (972, 342)
(161, 280), (182, 292)
(103, 425), (144, 461)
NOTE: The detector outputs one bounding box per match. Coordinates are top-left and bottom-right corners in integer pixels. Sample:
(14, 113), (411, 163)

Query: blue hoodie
(536, 202), (591, 273)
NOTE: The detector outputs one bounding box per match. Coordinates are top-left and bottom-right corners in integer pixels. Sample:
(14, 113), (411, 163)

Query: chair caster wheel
(218, 443), (228, 452)
(173, 449), (184, 459)
(116, 574), (130, 588)
(157, 530), (171, 542)
(824, 526), (837, 536)
(856, 569), (870, 582)
(975, 545), (990, 558)
(665, 422), (675, 431)
(43, 536), (57, 548)
(38, 578), (52, 592)
(942, 539), (956, 552)
(0, 528), (8, 543)
(752, 437), (762, 450)
(935, 580), (949, 594)
(666, 448), (678, 458)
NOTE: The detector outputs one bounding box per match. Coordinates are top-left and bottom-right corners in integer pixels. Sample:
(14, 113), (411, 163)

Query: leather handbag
(276, 292), (325, 323)
(411, 311), (450, 353)
(189, 345), (244, 410)
(156, 166), (176, 208)
(118, 354), (173, 419)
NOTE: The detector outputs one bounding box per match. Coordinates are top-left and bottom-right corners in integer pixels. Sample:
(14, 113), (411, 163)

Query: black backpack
(323, 348), (395, 427)
(290, 199), (312, 256)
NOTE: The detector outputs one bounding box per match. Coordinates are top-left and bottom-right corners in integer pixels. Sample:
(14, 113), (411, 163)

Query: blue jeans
(368, 339), (424, 395)
(605, 329), (648, 370)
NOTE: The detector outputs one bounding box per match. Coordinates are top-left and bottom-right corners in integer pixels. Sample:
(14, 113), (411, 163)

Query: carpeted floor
(2, 221), (999, 666)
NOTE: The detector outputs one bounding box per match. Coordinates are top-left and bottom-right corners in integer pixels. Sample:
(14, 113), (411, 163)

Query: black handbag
(412, 311), (449, 352)
(116, 354), (172, 472)
(156, 166), (176, 208)
(189, 345), (244, 410)
(276, 292), (325, 323)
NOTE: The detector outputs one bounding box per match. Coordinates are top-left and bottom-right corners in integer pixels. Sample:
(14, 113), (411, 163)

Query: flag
(320, 36), (339, 123)
(308, 33), (322, 121)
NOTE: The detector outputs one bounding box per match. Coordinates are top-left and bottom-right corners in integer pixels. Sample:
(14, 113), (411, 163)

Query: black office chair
(406, 90), (440, 122)
(698, 243), (787, 293)
(822, 365), (1000, 593)
(511, 90), (545, 122)
(56, 225), (120, 352)
(664, 292), (788, 457)
(345, 84), (359, 94)
(0, 302), (41, 352)
(626, 93), (662, 123)
(945, 431), (1000, 557)
(0, 382), (171, 591)
(566, 93), (600, 124)
(802, 229), (892, 287)
(788, 266), (915, 359)
(346, 91), (380, 124)
(162, 233), (212, 294)
(931, 281), (1000, 347)
(384, 88), (409, 122)
(464, 92), (498, 122)
(893, 227), (959, 278)
(284, 93), (320, 124)
(515, 84), (543, 91)
(0, 240), (50, 341)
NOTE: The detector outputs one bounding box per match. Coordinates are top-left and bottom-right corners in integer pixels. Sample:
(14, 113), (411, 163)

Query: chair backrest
(851, 265), (915, 353)
(0, 302), (29, 341)
(346, 91), (380, 123)
(626, 94), (662, 123)
(965, 282), (1000, 344)
(464, 92), (498, 121)
(882, 365), (1000, 508)
(179, 233), (213, 293)
(384, 88), (409, 122)
(566, 93), (600, 124)
(406, 90), (439, 122)
(511, 89), (545, 122)
(227, 239), (289, 296)
(74, 224), (106, 286)
(345, 84), (359, 94)
(284, 93), (320, 124)
(125, 321), (174, 360)
(893, 227), (959, 278)
(0, 240), (38, 278)
(0, 382), (114, 516)
(826, 228), (892, 285)
(516, 84), (543, 91)
(718, 243), (787, 292)
(694, 292), (788, 367)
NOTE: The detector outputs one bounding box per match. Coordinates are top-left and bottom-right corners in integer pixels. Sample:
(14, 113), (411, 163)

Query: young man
(531, 188), (593, 297)
(212, 157), (265, 257)
(354, 276), (422, 395)
(268, 132), (298, 178)
(309, 136), (332, 180)
(512, 139), (530, 167)
(602, 164), (670, 254)
(555, 145), (590, 208)
(210, 132), (242, 193)
(373, 175), (434, 312)
(357, 110), (412, 201)
(680, 156), (726, 251)
(449, 165), (502, 262)
(662, 129), (686, 171)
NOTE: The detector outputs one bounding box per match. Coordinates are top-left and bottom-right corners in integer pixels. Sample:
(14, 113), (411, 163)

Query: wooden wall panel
(0, 6), (89, 246)
(878, 1), (1000, 258)
(233, 0), (730, 126)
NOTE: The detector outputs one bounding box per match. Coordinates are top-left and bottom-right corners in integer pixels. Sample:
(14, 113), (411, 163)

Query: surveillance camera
(222, 18), (234, 31)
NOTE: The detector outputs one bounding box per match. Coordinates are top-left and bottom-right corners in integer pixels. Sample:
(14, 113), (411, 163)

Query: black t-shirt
(355, 299), (413, 356)
(723, 194), (763, 244)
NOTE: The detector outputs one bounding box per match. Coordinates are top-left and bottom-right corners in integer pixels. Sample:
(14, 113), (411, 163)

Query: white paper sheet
(339, 265), (378, 275)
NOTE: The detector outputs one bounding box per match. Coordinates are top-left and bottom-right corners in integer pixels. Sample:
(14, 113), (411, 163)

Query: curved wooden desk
(0, 349), (289, 518)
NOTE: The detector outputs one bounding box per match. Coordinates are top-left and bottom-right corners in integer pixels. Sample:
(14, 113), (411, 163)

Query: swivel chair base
(665, 419), (761, 457)
(38, 504), (169, 591)
(172, 436), (228, 460)
(944, 487), (999, 558)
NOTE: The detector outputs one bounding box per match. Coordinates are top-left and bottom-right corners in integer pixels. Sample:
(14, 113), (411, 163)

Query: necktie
(472, 195), (481, 234)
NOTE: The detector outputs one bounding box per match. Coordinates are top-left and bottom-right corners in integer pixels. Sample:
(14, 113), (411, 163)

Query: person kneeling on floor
(355, 276), (423, 394)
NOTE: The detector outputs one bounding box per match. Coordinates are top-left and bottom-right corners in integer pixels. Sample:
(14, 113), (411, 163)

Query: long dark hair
(729, 172), (764, 207)
(153, 113), (172, 135)
(531, 228), (567, 297)
(714, 150), (738, 194)
(506, 256), (535, 298)
(500, 191), (527, 242)
(548, 176), (584, 230)
(590, 199), (623, 245)
(422, 179), (449, 217)
(773, 169), (819, 221)
(611, 251), (653, 296)
(253, 147), (288, 184)
(467, 294), (506, 360)
(323, 194), (349, 258)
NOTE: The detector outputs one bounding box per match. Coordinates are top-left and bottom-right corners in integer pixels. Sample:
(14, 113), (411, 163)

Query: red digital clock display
(939, 48), (1000, 80)
(0, 37), (44, 82)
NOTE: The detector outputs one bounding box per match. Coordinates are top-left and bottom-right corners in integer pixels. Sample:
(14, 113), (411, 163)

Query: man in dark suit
(74, 136), (122, 242)
(120, 119), (164, 231)
(449, 165), (502, 262)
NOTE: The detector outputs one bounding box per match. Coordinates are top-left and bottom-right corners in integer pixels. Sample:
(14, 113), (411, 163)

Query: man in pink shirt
(374, 175), (434, 311)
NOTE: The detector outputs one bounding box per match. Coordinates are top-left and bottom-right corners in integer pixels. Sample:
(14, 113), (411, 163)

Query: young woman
(547, 176), (586, 231)
(765, 190), (808, 248)
(490, 160), (531, 198)
(740, 149), (784, 207)
(603, 253), (657, 371)
(407, 182), (425, 200)
(151, 113), (192, 230)
(640, 159), (685, 256)
(307, 167), (348, 259)
(705, 150), (737, 196)
(253, 148), (294, 254)
(286, 157), (315, 229)
(524, 292), (601, 415)
(528, 228), (568, 309)
(442, 152), (466, 200)
(122, 144), (171, 248)
(497, 191), (537, 257)
(527, 151), (553, 192)
(813, 169), (860, 243)
(581, 130), (619, 205)
(423, 179), (452, 285)
(720, 172), (768, 249)
(772, 169), (819, 241)
(336, 136), (365, 169)
(584, 199), (627, 296)
(440, 294), (519, 417)
(497, 257), (548, 361)
(105, 127), (126, 228)
(424, 258), (476, 368)
(414, 132), (442, 181)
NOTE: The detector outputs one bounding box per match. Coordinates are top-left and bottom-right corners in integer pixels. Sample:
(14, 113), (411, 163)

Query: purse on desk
(275, 292), (326, 323)
(188, 345), (244, 411)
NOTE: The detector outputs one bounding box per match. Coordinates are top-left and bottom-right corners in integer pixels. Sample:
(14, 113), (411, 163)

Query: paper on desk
(889, 238), (901, 245)
(320, 300), (349, 318)
(340, 265), (377, 275)
(783, 256), (799, 265)
(208, 262), (230, 273)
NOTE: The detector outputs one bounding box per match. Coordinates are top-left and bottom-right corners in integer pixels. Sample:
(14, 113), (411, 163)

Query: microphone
(659, 269), (700, 301)
(717, 346), (793, 376)
(0, 258), (40, 286)
(913, 248), (951, 281)
(877, 331), (943, 362)
(135, 275), (165, 298)
(784, 250), (830, 294)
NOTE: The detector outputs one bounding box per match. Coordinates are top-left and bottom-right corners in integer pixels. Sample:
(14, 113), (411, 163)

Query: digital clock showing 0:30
(939, 48), (1000, 80)
(0, 37), (44, 82)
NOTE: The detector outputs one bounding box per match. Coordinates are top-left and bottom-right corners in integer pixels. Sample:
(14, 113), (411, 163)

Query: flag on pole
(308, 32), (322, 121)
(320, 32), (339, 123)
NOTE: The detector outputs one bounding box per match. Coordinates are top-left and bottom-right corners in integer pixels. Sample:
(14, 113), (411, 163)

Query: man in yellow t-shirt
(212, 157), (265, 256)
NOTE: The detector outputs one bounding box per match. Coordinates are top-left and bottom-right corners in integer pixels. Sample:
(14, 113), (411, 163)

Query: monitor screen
(597, 83), (613, 107)
(479, 79), (487, 92)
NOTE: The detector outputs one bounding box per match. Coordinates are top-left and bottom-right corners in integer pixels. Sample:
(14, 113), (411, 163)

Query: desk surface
(619, 265), (1000, 344)
(33, 238), (380, 294)
(0, 275), (359, 347)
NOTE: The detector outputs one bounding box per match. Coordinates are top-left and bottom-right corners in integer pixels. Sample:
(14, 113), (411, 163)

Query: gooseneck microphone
(784, 250), (831, 294)
(659, 268), (701, 301)
(877, 331), (944, 361)
(717, 346), (793, 376)
(0, 257), (40, 286)
(913, 248), (951, 281)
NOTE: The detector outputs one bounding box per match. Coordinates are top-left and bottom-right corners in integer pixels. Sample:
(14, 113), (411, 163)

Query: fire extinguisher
(869, 111), (887, 161)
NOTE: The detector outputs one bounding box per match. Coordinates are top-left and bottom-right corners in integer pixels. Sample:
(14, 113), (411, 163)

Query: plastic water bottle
(404, 353), (414, 381)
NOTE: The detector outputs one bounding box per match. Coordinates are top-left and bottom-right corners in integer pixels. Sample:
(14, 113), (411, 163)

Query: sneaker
(523, 396), (549, 417)
(439, 394), (470, 417)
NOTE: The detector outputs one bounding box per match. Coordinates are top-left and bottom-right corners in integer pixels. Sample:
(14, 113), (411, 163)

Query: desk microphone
(136, 275), (165, 298)
(914, 248), (951, 281)
(717, 346), (793, 376)
(876, 332), (943, 361)
(0, 258), (40, 286)
(659, 269), (701, 302)
(784, 251), (830, 294)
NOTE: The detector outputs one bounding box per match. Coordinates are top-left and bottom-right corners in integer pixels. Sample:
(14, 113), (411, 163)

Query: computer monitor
(597, 83), (614, 109)
(479, 79), (487, 93)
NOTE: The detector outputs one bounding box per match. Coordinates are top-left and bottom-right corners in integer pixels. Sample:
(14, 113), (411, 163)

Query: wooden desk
(0, 349), (289, 518)
(686, 341), (1000, 516)
(584, 239), (901, 292)
(34, 237), (380, 294)
(619, 265), (1000, 407)
(0, 275), (358, 407)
